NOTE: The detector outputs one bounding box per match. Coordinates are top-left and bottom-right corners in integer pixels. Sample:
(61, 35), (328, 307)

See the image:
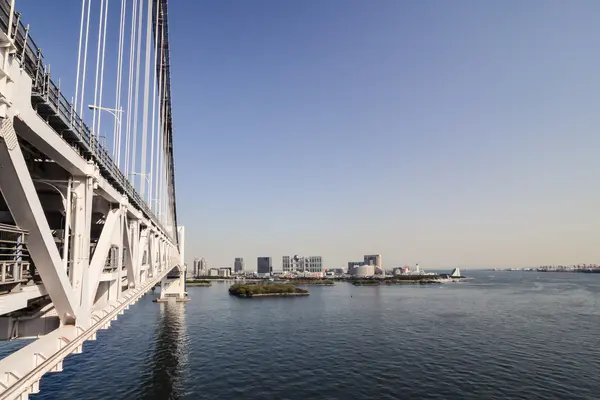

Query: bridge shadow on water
(138, 301), (188, 400)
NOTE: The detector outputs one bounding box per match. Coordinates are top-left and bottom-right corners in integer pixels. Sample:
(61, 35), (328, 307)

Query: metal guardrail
(0, 261), (27, 283)
(0, 223), (30, 284)
(0, 1), (176, 243)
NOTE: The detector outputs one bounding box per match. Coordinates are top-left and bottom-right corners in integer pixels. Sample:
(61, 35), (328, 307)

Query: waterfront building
(208, 268), (219, 277)
(348, 261), (364, 272)
(219, 267), (232, 277)
(282, 256), (292, 272)
(347, 255), (382, 275)
(283, 255), (302, 272)
(193, 258), (199, 277)
(332, 268), (345, 275)
(192, 257), (208, 277)
(257, 257), (272, 275)
(305, 256), (323, 272)
(351, 265), (375, 277)
(364, 254), (383, 274)
(234, 258), (244, 273)
(283, 255), (323, 273)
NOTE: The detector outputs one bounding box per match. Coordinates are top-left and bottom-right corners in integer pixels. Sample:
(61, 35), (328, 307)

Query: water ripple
(8, 273), (600, 399)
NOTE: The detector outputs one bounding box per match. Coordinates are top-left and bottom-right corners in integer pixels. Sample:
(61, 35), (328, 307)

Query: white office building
(282, 255), (323, 273)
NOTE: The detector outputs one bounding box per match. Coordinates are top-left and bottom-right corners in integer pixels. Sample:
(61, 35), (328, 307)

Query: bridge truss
(0, 0), (184, 398)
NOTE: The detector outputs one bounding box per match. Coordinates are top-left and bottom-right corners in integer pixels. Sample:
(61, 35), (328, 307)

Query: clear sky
(16, 0), (600, 270)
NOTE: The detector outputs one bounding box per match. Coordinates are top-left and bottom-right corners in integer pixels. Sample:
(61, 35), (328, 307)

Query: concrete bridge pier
(156, 227), (188, 303)
(156, 265), (188, 303)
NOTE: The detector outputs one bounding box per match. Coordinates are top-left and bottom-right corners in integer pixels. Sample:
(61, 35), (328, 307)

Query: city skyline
(188, 252), (591, 271)
(21, 1), (600, 269)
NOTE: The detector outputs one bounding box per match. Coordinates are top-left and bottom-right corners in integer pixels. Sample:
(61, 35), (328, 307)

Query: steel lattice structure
(0, 1), (186, 398)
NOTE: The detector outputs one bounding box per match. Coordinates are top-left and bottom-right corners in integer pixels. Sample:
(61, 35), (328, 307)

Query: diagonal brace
(85, 209), (120, 308)
(0, 117), (79, 323)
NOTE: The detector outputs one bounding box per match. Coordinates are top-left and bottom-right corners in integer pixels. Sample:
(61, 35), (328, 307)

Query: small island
(186, 279), (212, 287)
(229, 283), (309, 298)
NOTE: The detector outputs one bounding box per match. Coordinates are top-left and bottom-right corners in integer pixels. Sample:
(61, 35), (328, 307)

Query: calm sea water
(7, 271), (600, 399)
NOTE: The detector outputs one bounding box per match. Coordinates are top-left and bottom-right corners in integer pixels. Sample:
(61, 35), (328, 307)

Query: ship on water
(438, 268), (464, 282)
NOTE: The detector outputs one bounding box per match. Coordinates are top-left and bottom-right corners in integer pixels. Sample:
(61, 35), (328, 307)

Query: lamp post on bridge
(151, 198), (162, 224)
(130, 172), (150, 185)
(88, 105), (125, 161)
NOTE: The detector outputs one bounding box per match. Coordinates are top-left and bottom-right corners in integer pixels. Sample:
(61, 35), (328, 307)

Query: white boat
(450, 268), (462, 278)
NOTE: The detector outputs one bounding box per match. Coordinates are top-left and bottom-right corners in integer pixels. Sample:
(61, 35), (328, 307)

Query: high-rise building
(197, 257), (207, 276)
(234, 258), (245, 273)
(193, 258), (200, 277)
(257, 257), (272, 275)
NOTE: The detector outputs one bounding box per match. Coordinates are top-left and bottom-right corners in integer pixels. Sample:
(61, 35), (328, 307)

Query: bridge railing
(0, 1), (175, 244)
(0, 223), (31, 285)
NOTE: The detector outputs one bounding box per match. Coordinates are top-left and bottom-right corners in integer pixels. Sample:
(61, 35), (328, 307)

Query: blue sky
(16, 0), (600, 270)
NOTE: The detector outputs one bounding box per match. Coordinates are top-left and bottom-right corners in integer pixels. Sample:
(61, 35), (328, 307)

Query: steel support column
(70, 176), (94, 309)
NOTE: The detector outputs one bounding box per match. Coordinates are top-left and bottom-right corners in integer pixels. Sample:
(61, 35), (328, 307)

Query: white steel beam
(0, 117), (79, 324)
(177, 226), (185, 265)
(123, 217), (135, 286)
(70, 177), (94, 309)
(0, 285), (48, 315)
(147, 232), (154, 278)
(110, 206), (125, 300)
(84, 208), (119, 310)
(135, 228), (148, 286)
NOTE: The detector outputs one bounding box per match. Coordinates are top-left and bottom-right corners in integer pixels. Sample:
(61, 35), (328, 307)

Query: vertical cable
(154, 11), (164, 216)
(91, 0), (105, 138)
(79, 0), (92, 117)
(97, 0), (109, 143)
(140, 0), (153, 198)
(149, 0), (160, 206)
(160, 78), (168, 225)
(131, 0), (144, 187)
(125, 0), (138, 175)
(74, 0), (86, 112)
(114, 0), (126, 163)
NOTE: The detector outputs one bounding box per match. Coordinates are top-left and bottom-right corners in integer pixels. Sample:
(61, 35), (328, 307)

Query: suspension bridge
(0, 0), (184, 398)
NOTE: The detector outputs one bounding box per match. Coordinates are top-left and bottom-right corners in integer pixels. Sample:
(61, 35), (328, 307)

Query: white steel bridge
(0, 0), (185, 398)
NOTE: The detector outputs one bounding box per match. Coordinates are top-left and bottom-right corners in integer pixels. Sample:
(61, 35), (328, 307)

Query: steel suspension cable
(78, 0), (92, 117)
(131, 0), (144, 187)
(74, 0), (86, 113)
(140, 0), (153, 198)
(125, 0), (139, 176)
(96, 0), (109, 144)
(114, 0), (126, 164)
(91, 0), (105, 139)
